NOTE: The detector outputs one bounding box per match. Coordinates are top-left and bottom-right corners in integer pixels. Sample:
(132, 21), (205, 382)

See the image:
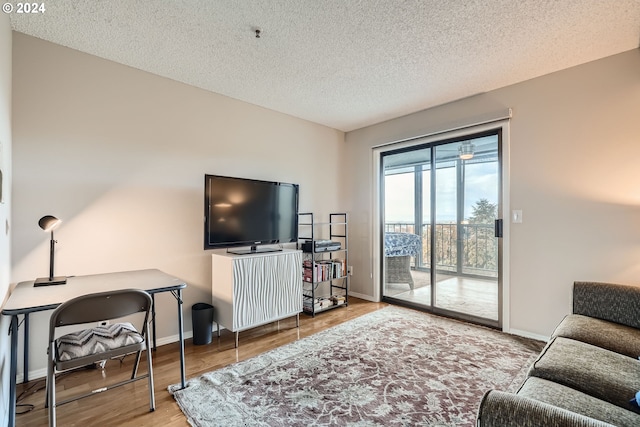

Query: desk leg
(151, 293), (157, 351)
(177, 288), (186, 389)
(9, 315), (19, 427)
(23, 313), (29, 383)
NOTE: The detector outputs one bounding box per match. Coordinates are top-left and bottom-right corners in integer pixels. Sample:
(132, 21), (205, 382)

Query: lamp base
(34, 276), (67, 287)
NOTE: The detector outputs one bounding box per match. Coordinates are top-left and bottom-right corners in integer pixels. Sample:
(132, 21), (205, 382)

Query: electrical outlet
(347, 266), (353, 276)
(98, 320), (109, 327)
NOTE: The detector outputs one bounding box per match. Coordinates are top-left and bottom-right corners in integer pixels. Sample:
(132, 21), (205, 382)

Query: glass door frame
(375, 124), (507, 330)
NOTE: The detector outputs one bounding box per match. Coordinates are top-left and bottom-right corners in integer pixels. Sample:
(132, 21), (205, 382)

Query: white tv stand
(211, 248), (302, 347)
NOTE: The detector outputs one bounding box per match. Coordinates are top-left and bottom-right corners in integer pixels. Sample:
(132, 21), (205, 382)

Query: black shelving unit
(298, 213), (348, 316)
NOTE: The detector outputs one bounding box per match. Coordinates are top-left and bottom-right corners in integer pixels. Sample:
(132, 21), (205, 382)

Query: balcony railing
(385, 222), (498, 278)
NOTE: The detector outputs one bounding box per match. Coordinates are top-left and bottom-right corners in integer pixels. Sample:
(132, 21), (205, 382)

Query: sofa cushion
(517, 377), (640, 427)
(553, 314), (640, 359)
(477, 390), (616, 427)
(528, 337), (640, 414)
(573, 282), (640, 329)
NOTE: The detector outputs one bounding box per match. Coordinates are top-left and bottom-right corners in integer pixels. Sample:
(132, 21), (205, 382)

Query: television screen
(204, 174), (299, 252)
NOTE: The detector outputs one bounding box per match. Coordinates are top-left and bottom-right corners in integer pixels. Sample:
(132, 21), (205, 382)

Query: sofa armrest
(477, 391), (615, 427)
(573, 281), (640, 329)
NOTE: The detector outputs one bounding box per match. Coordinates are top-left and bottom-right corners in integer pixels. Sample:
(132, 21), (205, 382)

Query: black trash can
(191, 303), (214, 345)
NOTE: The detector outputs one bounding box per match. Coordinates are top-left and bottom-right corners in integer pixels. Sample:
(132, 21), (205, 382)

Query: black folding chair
(46, 288), (155, 427)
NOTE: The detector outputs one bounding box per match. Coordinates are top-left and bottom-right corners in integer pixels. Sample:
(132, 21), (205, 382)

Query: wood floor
(15, 298), (387, 427)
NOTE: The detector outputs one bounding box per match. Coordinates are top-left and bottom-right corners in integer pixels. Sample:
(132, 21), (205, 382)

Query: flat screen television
(204, 174), (299, 254)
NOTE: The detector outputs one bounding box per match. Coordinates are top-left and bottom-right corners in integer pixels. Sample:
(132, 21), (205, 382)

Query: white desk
(1, 269), (188, 427)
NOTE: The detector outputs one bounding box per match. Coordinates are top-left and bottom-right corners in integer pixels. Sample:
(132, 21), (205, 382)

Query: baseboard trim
(507, 328), (549, 343)
(349, 291), (377, 302)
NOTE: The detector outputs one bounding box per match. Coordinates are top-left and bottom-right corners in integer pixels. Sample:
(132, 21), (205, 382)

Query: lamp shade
(38, 215), (61, 232)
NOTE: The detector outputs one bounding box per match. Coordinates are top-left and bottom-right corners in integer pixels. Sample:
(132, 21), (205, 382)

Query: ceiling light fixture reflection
(458, 142), (475, 160)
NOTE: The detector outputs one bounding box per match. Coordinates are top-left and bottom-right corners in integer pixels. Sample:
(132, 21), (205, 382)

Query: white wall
(345, 48), (640, 338)
(0, 13), (12, 427)
(11, 33), (345, 378)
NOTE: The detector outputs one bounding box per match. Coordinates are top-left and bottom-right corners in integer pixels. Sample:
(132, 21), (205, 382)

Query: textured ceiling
(10, 0), (640, 132)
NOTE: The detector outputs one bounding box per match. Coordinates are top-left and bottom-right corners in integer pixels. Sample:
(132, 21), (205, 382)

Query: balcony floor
(384, 269), (499, 321)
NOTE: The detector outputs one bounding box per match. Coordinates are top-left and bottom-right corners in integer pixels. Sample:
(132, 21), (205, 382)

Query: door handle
(494, 219), (503, 238)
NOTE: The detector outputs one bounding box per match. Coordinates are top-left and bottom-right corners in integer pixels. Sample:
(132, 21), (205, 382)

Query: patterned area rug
(169, 306), (543, 426)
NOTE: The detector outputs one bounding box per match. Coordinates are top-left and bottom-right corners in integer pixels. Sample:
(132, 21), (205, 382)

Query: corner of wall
(0, 13), (12, 427)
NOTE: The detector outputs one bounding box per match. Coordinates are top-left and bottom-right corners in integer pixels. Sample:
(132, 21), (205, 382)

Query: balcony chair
(384, 232), (422, 289)
(46, 288), (155, 427)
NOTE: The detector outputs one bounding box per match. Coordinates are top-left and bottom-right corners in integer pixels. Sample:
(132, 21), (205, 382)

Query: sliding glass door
(381, 130), (502, 327)
(382, 146), (432, 304)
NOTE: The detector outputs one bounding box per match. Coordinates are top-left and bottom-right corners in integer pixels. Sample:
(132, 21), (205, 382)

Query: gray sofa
(477, 281), (640, 427)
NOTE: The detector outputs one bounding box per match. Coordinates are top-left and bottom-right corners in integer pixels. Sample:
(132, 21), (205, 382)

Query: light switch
(512, 210), (523, 223)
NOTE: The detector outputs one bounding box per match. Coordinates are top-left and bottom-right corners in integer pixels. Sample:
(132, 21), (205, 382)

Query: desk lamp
(34, 215), (67, 286)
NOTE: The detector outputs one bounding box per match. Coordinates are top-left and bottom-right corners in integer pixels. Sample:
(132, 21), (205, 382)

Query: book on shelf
(331, 294), (346, 305)
(303, 297), (333, 311)
(302, 258), (347, 282)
